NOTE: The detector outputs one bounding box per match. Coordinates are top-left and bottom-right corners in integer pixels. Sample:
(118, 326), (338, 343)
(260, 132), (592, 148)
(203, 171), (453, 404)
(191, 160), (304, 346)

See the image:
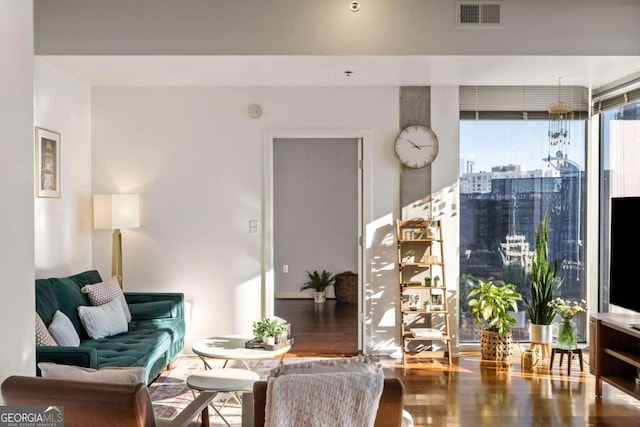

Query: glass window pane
(459, 120), (587, 343)
(600, 102), (640, 312)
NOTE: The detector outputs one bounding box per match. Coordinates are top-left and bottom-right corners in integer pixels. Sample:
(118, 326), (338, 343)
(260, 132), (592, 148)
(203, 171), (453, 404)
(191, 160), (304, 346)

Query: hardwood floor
(275, 298), (640, 426)
(275, 298), (358, 356)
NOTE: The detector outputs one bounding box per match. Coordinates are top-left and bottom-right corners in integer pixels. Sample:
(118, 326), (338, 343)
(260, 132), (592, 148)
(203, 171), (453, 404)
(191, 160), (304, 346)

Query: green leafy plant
(300, 270), (336, 292)
(467, 276), (523, 338)
(526, 209), (564, 325)
(252, 317), (287, 338)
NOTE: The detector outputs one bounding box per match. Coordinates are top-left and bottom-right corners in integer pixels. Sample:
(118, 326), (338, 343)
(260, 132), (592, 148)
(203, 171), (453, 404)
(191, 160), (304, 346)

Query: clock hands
(407, 139), (422, 150)
(407, 139), (433, 149)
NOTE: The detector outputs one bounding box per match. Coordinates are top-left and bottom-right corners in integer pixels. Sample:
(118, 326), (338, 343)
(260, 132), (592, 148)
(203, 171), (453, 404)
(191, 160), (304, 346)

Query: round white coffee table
(192, 335), (291, 371)
(187, 368), (260, 427)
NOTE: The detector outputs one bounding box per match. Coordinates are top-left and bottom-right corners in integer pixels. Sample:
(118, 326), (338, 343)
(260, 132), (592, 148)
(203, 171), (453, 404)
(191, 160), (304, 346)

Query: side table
(192, 336), (291, 371)
(550, 347), (584, 375)
(187, 367), (260, 427)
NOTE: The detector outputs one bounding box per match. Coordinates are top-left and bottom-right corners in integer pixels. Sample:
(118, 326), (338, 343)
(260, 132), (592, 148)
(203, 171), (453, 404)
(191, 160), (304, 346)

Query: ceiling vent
(457, 1), (502, 27)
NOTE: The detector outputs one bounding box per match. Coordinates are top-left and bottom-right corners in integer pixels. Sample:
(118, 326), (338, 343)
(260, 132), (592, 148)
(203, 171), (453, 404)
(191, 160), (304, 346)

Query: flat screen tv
(610, 196), (640, 318)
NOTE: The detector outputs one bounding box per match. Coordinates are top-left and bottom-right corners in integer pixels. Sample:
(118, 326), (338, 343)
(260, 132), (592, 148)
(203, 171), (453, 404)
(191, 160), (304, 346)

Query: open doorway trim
(263, 129), (373, 354)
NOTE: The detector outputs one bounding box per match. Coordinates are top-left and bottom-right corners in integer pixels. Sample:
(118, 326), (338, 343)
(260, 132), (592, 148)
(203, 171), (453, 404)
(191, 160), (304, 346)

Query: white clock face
(394, 125), (439, 168)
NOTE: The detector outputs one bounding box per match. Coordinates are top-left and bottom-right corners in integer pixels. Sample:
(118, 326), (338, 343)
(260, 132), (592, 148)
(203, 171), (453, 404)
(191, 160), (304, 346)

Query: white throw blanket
(265, 371), (385, 427)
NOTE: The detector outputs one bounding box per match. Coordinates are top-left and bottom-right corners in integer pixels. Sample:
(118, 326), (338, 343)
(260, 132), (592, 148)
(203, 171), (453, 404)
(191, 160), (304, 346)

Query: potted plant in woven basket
(334, 271), (358, 304)
(467, 275), (523, 362)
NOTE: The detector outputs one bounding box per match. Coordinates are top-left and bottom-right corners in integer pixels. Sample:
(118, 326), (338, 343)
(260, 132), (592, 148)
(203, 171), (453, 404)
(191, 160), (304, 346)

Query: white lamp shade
(93, 194), (140, 230)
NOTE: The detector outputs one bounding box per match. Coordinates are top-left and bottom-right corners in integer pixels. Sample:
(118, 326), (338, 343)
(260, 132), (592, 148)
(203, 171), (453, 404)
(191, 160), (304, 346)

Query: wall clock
(394, 125), (439, 168)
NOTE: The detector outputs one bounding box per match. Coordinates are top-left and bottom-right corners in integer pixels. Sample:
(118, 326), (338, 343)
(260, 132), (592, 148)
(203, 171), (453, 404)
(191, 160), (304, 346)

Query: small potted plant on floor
(467, 275), (523, 361)
(301, 270), (336, 303)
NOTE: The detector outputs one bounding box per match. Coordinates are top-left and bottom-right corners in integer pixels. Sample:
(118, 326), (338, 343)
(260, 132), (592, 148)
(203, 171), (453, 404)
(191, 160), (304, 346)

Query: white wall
(0, 0), (35, 390)
(431, 86), (461, 351)
(34, 58), (93, 278)
(91, 86), (410, 353)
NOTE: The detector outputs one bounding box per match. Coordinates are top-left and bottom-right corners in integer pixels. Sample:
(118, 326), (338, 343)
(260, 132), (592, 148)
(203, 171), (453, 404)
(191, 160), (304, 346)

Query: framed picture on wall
(430, 289), (444, 311)
(35, 127), (61, 198)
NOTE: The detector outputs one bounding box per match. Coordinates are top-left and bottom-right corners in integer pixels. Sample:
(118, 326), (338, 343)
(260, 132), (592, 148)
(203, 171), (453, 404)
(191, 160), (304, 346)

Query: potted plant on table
(467, 275), (523, 361)
(525, 209), (563, 345)
(252, 317), (288, 346)
(301, 270), (336, 303)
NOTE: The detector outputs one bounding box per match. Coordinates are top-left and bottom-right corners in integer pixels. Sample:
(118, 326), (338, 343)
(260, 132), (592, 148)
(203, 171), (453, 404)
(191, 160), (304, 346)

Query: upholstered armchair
(252, 377), (406, 427)
(1, 375), (214, 427)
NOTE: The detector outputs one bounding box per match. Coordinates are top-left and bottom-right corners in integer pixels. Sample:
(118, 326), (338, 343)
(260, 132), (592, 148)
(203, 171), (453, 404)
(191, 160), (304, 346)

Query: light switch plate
(249, 219), (260, 234)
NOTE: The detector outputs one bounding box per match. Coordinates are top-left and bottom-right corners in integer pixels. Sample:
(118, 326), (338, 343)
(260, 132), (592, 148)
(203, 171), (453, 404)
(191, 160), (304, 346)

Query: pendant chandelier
(548, 78), (572, 166)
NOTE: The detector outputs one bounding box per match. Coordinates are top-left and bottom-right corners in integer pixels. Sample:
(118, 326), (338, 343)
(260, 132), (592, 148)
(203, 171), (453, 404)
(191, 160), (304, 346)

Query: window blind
(460, 86), (589, 120)
(592, 78), (640, 114)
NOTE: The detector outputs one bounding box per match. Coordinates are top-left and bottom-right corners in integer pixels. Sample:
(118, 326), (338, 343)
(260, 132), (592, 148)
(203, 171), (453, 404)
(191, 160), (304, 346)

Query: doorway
(263, 130), (371, 355)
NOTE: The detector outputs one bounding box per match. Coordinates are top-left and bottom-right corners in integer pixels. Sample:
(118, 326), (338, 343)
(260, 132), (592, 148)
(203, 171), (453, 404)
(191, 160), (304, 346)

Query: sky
(459, 121), (586, 174)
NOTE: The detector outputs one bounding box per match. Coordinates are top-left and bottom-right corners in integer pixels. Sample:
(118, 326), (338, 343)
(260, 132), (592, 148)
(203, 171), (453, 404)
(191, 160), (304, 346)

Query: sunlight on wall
(365, 212), (394, 249)
(377, 307), (397, 328)
(234, 274), (262, 336)
(365, 211), (401, 354)
(362, 179), (459, 355)
(183, 300), (192, 326)
(402, 194), (433, 220)
(431, 182), (459, 221)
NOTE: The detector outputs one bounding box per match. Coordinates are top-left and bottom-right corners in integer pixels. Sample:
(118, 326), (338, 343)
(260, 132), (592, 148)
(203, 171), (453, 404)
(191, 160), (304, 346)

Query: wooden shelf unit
(590, 313), (640, 399)
(397, 219), (452, 364)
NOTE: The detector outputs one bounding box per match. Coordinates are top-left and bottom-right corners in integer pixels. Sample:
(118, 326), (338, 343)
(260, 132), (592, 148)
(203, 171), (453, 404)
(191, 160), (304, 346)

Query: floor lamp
(93, 194), (140, 290)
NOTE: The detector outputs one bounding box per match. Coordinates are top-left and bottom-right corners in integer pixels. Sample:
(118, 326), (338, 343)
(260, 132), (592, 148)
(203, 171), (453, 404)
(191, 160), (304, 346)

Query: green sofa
(35, 270), (185, 385)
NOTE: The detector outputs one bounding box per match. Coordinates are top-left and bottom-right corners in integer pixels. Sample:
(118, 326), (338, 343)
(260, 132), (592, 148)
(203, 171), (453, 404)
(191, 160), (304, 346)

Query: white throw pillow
(36, 313), (57, 346)
(38, 362), (146, 384)
(48, 310), (80, 347)
(81, 276), (132, 322)
(78, 298), (128, 339)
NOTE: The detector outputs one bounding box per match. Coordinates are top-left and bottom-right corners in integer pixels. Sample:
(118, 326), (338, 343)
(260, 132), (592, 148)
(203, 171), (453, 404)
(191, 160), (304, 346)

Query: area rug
(149, 355), (321, 426)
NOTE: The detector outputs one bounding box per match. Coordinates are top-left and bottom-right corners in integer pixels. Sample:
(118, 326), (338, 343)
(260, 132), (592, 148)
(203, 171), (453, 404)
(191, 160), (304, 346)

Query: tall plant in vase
(525, 208), (563, 344)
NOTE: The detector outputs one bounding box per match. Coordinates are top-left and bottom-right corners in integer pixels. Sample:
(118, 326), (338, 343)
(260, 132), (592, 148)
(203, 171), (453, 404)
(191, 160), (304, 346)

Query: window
(459, 120), (587, 343)
(599, 101), (640, 312)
